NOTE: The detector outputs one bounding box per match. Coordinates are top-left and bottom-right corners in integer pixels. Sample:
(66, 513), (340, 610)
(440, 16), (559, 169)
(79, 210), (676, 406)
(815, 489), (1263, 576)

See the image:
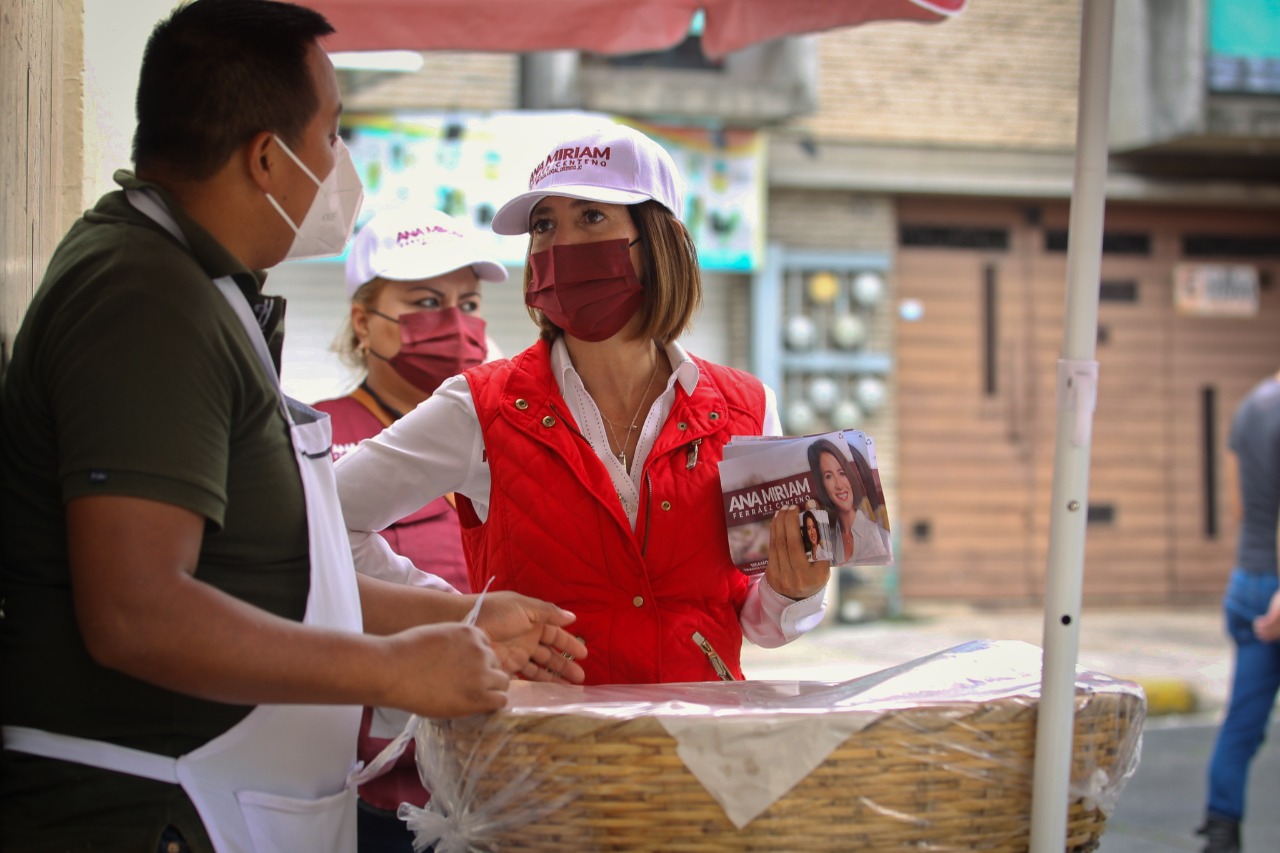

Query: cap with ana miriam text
(344, 207), (508, 297)
(490, 123), (684, 236)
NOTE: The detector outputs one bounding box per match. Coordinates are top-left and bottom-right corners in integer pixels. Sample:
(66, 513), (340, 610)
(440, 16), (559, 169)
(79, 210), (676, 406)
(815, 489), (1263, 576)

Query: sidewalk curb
(1122, 676), (1200, 716)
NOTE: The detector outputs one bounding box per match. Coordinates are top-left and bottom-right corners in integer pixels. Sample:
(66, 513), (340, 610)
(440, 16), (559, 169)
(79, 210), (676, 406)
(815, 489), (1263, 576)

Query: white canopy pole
(1028, 1), (1114, 852)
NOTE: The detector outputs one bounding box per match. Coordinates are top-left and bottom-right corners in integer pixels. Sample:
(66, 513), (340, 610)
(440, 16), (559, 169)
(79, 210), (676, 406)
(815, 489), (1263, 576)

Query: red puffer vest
(457, 339), (766, 685)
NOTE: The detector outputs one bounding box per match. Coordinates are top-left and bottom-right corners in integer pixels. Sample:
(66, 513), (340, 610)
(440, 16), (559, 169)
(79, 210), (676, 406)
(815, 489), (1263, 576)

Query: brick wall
(791, 0), (1081, 150)
(767, 189), (896, 251)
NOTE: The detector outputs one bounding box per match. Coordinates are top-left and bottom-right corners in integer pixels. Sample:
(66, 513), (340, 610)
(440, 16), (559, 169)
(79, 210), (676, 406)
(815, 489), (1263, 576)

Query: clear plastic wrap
(400, 640), (1146, 852)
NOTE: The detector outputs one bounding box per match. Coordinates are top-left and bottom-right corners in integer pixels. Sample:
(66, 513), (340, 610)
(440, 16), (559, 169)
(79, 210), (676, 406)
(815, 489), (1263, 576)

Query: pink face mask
(368, 307), (488, 394)
(525, 238), (643, 342)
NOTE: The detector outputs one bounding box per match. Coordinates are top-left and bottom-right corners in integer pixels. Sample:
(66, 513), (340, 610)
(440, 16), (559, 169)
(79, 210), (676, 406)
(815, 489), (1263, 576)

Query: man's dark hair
(133, 0), (335, 180)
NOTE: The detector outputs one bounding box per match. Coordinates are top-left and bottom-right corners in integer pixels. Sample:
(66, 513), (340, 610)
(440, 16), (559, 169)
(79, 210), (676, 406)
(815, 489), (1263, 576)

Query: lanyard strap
(350, 385), (397, 428)
(210, 276), (289, 421)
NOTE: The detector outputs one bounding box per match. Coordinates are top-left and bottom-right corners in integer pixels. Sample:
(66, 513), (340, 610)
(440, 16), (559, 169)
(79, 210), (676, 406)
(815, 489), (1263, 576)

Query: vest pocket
(236, 784), (356, 853)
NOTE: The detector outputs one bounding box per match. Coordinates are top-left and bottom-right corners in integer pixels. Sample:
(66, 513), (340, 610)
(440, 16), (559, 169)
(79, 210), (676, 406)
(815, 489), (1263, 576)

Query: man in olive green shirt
(0, 2), (585, 850)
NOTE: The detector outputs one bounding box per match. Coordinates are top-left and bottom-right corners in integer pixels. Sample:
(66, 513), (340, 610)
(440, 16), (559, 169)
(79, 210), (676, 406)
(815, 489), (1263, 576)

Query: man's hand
(377, 623), (511, 717)
(1254, 590), (1280, 643)
(765, 506), (830, 601)
(474, 591), (587, 683)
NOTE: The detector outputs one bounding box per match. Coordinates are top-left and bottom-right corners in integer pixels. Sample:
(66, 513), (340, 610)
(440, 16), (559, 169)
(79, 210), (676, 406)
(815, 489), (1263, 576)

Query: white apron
(4, 191), (364, 852)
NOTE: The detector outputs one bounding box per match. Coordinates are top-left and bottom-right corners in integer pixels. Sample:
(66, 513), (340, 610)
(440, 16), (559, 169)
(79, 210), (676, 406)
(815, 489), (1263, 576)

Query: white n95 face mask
(266, 135), (364, 261)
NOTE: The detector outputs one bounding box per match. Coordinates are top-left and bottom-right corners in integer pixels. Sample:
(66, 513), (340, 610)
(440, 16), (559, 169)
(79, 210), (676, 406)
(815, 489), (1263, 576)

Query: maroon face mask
(368, 306), (488, 394)
(525, 238), (644, 342)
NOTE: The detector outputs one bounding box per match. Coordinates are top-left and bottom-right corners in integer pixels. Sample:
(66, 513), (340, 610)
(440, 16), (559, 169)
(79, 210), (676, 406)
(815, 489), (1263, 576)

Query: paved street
(1097, 718), (1280, 853)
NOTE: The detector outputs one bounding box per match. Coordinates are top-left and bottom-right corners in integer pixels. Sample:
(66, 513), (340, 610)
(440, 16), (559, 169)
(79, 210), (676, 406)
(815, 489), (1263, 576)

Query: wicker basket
(412, 642), (1146, 853)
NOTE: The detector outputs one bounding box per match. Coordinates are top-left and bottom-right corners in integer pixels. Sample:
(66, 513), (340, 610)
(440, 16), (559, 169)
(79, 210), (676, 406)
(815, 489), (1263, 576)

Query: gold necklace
(601, 358), (660, 471)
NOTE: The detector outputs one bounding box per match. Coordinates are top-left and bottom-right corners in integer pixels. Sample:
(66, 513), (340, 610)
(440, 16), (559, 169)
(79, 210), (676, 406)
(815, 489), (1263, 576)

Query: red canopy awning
(303, 0), (967, 58)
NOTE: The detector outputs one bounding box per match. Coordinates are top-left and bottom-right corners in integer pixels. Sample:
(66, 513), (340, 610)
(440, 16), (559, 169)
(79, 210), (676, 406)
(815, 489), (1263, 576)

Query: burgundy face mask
(369, 306), (488, 394)
(525, 238), (643, 342)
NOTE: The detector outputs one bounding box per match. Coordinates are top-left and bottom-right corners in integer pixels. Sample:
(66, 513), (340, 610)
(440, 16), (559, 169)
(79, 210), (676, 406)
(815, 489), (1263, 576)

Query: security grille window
(898, 226), (1009, 251)
(1182, 234), (1280, 258)
(1099, 281), (1140, 303)
(1044, 230), (1152, 256)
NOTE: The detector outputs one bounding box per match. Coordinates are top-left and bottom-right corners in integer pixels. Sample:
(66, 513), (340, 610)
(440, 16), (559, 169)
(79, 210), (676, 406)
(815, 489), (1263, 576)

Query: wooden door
(896, 198), (1280, 605)
(1159, 209), (1280, 598)
(895, 200), (1040, 600)
(1031, 208), (1175, 602)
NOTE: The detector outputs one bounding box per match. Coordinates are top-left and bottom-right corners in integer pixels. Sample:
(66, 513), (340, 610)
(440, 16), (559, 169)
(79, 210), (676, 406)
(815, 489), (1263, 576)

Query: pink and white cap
(344, 207), (508, 297)
(490, 123), (685, 236)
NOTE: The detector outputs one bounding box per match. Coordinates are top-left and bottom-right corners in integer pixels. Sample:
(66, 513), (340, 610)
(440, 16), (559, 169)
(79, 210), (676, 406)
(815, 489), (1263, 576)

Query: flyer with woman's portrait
(719, 429), (892, 574)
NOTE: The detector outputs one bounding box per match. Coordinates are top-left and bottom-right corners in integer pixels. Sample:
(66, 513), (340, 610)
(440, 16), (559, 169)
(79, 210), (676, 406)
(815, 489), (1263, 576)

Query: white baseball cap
(344, 207), (508, 297)
(490, 123), (686, 236)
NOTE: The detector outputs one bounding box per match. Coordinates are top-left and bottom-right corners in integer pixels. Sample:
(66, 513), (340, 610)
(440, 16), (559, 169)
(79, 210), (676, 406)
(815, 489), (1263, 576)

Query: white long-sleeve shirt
(335, 338), (827, 648)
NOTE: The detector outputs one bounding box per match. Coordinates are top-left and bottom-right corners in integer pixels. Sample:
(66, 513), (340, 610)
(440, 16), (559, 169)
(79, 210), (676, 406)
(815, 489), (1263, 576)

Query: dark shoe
(1195, 815), (1241, 853)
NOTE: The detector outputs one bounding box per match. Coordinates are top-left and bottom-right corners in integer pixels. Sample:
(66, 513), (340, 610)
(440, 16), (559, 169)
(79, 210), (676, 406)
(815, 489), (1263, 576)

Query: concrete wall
(1, 0), (83, 365)
(342, 52), (520, 112)
(1, 0), (184, 368)
(1109, 0), (1206, 151)
(80, 1), (185, 209)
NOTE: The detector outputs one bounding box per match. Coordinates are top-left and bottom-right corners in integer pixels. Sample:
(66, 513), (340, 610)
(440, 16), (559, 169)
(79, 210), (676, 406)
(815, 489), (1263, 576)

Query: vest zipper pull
(693, 630), (736, 681)
(685, 437), (703, 470)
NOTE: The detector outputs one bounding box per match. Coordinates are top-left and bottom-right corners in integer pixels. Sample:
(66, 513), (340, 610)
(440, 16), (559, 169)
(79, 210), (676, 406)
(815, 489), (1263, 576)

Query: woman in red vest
(336, 122), (830, 689)
(314, 205), (508, 853)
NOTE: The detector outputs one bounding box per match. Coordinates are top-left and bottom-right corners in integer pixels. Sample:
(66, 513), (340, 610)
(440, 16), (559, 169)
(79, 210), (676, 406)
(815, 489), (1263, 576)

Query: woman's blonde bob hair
(333, 278), (389, 371)
(524, 200), (701, 345)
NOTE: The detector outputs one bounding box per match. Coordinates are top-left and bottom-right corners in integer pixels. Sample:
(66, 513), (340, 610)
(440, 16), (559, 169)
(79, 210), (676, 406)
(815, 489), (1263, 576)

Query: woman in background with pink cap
(314, 206), (508, 853)
(336, 122), (829, 691)
(317, 206), (507, 592)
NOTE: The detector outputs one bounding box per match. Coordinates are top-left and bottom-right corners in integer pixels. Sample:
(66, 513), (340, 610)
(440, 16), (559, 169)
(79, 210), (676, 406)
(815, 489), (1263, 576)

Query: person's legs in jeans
(1207, 570), (1280, 821)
